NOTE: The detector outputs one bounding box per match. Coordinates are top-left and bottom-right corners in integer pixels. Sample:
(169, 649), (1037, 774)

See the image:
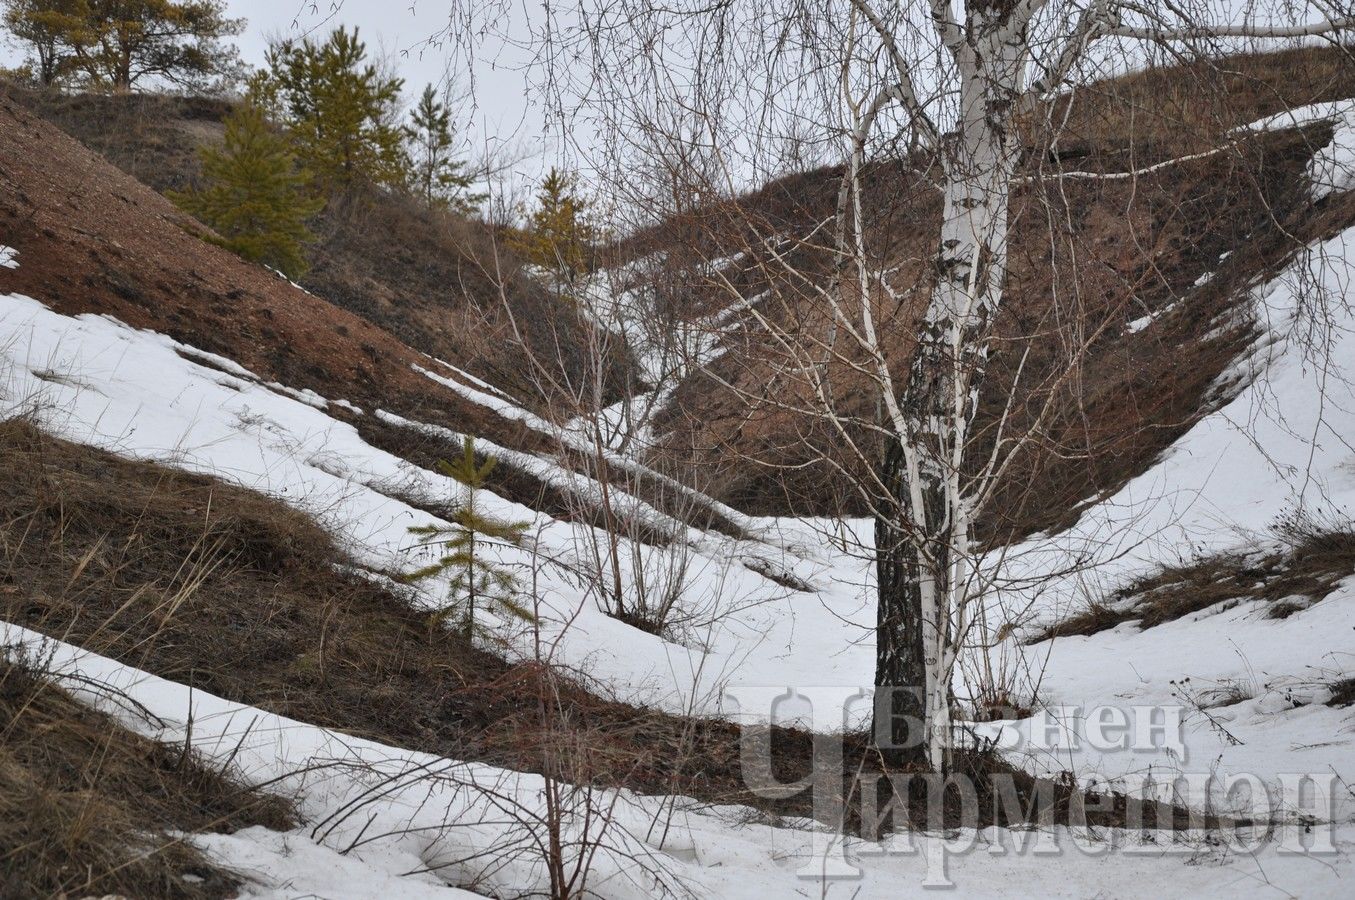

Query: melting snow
(1243, 97), (1355, 199)
(4, 194), (1355, 893)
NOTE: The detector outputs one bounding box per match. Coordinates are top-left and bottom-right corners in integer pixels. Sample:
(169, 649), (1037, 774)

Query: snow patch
(1242, 97), (1355, 199)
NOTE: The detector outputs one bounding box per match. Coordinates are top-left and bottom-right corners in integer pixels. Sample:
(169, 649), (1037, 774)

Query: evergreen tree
(254, 27), (406, 190)
(511, 167), (596, 283)
(1, 0), (243, 91)
(1, 0), (77, 86)
(406, 84), (484, 215)
(405, 436), (534, 641)
(170, 103), (321, 278)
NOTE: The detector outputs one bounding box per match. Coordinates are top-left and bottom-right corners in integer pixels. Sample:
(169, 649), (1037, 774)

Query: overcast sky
(0, 0), (553, 165)
(227, 1), (557, 174)
(1, 0), (1338, 196)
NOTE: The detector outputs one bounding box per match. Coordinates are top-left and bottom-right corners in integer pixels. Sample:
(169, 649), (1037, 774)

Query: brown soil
(0, 88), (734, 545)
(6, 85), (634, 414)
(0, 86), (520, 441)
(631, 46), (1355, 541)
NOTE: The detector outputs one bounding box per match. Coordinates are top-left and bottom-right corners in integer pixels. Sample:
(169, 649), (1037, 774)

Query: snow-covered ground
(4, 243), (1352, 891)
(7, 618), (1351, 898)
(3, 110), (1355, 898)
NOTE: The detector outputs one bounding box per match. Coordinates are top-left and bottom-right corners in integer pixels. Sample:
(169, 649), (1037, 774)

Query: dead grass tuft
(1328, 678), (1355, 707)
(1028, 600), (1127, 642)
(0, 656), (293, 899)
(1031, 512), (1355, 642)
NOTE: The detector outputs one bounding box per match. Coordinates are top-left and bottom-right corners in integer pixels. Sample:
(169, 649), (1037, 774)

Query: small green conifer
(254, 27), (406, 190)
(511, 167), (596, 284)
(406, 84), (485, 215)
(405, 436), (535, 641)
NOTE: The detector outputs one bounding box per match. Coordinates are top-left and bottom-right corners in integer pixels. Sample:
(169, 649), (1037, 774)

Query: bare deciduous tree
(566, 0), (1355, 772)
(422, 0), (1354, 772)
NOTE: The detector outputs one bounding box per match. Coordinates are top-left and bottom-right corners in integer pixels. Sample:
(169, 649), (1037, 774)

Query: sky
(0, 1), (550, 156)
(226, 1), (558, 175)
(1, 0), (1342, 200)
(0, 0), (565, 194)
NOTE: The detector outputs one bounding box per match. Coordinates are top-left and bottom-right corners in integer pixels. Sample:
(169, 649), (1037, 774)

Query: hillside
(5, 86), (632, 415)
(631, 46), (1355, 532)
(1, 41), (1355, 900)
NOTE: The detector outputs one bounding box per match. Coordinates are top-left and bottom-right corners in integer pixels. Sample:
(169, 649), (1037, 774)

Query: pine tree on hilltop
(170, 103), (321, 278)
(511, 167), (596, 285)
(406, 84), (485, 215)
(252, 27), (406, 191)
(1, 0), (243, 92)
(405, 436), (534, 641)
(1, 0), (76, 87)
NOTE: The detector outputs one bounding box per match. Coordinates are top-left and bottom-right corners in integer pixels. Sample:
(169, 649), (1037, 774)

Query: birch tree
(422, 0), (1354, 771)
(572, 0), (1354, 772)
(863, 0), (1351, 771)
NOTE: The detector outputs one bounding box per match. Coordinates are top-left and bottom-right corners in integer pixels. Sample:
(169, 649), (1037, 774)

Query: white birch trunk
(908, 5), (1030, 772)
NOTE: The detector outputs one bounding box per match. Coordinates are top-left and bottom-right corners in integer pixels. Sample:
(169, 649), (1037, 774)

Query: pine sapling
(406, 83), (486, 214)
(405, 436), (534, 641)
(170, 102), (322, 278)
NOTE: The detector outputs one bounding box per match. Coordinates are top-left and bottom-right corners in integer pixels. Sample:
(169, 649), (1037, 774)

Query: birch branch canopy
(1104, 16), (1355, 42)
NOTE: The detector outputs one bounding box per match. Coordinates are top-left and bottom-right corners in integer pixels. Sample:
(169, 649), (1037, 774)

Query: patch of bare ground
(1030, 513), (1355, 642)
(0, 657), (294, 899)
(0, 418), (1185, 835)
(639, 46), (1355, 540)
(2, 82), (634, 415)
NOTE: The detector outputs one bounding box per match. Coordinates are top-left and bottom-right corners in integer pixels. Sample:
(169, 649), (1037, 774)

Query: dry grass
(636, 45), (1355, 533)
(0, 417), (1183, 836)
(1031, 513), (1355, 642)
(1043, 44), (1355, 160)
(4, 87), (231, 194)
(4, 81), (634, 417)
(306, 186), (635, 415)
(0, 657), (293, 899)
(0, 416), (741, 800)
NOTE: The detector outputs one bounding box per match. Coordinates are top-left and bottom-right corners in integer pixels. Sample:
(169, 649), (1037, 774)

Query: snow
(411, 359), (809, 561)
(5, 621), (1352, 899)
(193, 828), (485, 899)
(5, 254), (1355, 890)
(1243, 97), (1355, 200)
(1311, 106), (1355, 199)
(1010, 227), (1355, 603)
(957, 182), (1355, 822)
(4, 118), (1355, 893)
(1127, 298), (1183, 334)
(0, 292), (839, 720)
(0, 245), (17, 269)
